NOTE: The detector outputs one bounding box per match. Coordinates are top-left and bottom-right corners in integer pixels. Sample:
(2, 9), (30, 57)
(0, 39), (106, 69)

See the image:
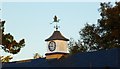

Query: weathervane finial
(53, 15), (59, 22)
(52, 15), (60, 31)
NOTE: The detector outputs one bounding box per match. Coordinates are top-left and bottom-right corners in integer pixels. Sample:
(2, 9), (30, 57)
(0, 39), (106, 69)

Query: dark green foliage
(98, 2), (120, 49)
(69, 38), (87, 55)
(0, 20), (25, 54)
(83, 2), (120, 50)
(79, 23), (100, 51)
(69, 2), (120, 54)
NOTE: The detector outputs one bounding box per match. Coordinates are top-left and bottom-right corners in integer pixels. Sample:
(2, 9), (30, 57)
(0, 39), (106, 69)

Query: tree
(69, 38), (87, 55)
(69, 2), (120, 54)
(98, 2), (120, 49)
(79, 23), (100, 51)
(33, 53), (41, 59)
(79, 2), (120, 51)
(81, 2), (120, 50)
(33, 53), (43, 59)
(0, 55), (13, 62)
(0, 20), (25, 54)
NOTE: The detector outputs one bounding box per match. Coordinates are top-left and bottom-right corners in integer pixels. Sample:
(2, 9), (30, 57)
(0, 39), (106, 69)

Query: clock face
(48, 41), (56, 51)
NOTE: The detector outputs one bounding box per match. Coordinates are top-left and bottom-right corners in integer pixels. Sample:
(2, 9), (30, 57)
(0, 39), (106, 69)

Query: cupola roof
(45, 31), (69, 41)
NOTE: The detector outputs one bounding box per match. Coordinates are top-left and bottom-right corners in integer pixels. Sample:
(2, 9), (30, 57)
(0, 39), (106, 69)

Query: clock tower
(45, 16), (69, 59)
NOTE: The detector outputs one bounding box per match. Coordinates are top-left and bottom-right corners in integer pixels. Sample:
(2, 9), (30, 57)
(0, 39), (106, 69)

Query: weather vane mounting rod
(52, 15), (60, 31)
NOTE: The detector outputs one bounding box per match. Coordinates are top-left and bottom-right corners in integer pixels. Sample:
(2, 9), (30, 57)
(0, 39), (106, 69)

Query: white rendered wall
(46, 40), (69, 53)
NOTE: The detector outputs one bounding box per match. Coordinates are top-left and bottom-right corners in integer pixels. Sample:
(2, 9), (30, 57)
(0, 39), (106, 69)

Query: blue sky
(0, 2), (110, 61)
(1, 0), (118, 2)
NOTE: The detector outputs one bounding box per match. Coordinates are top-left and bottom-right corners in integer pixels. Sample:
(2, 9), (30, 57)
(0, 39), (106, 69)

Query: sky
(1, 0), (118, 2)
(0, 1), (119, 61)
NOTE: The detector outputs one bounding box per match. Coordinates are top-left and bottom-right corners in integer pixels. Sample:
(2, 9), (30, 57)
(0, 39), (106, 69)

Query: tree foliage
(0, 55), (13, 62)
(79, 23), (100, 51)
(98, 2), (120, 49)
(69, 2), (120, 54)
(0, 20), (25, 54)
(33, 53), (43, 59)
(69, 38), (87, 54)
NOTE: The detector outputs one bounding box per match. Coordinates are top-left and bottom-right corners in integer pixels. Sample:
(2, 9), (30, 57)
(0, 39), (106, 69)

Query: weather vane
(50, 15), (60, 31)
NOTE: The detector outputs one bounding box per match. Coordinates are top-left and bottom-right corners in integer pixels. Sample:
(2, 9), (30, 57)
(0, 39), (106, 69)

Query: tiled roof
(45, 31), (69, 41)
